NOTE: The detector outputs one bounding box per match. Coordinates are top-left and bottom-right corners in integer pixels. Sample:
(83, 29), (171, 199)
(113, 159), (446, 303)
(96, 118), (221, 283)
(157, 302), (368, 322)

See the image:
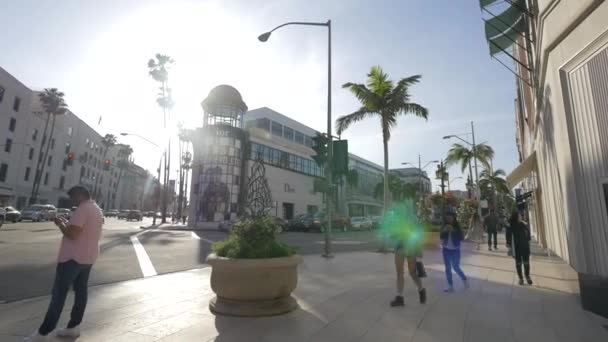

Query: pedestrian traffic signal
(66, 152), (75, 165)
(103, 159), (111, 170)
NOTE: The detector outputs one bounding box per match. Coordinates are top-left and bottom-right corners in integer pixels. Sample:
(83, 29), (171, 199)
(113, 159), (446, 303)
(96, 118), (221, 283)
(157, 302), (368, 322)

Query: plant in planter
(206, 157), (301, 317)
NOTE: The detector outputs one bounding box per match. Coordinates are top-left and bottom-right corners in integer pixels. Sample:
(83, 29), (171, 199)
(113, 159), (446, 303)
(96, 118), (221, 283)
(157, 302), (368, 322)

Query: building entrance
(282, 203), (294, 220)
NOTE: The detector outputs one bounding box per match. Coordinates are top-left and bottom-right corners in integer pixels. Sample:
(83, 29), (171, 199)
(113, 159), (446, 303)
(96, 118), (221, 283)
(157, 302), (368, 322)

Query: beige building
(504, 0), (608, 317)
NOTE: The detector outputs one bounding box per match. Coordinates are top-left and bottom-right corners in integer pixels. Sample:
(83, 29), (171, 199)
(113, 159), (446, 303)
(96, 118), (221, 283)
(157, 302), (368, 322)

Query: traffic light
(103, 159), (111, 170)
(66, 152), (75, 166)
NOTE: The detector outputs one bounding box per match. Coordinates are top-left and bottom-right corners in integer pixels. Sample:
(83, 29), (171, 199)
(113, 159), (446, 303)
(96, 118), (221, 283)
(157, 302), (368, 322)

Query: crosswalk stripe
(130, 235), (157, 277)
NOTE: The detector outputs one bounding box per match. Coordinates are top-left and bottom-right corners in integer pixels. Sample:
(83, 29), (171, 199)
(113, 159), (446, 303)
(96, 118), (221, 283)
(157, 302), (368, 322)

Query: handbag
(416, 260), (427, 278)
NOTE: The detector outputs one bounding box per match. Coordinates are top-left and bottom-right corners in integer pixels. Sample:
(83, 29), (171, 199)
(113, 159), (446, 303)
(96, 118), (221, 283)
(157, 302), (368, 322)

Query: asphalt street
(0, 219), (380, 302)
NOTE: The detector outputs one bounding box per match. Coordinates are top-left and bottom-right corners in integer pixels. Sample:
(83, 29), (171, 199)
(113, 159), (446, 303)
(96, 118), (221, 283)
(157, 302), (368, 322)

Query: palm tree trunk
(34, 114), (56, 203)
(380, 128), (389, 253)
(468, 160), (474, 199)
(30, 112), (51, 204)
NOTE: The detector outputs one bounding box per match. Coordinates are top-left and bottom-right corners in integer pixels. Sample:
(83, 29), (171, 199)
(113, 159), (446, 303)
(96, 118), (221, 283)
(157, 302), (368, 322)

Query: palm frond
(367, 66), (393, 96)
(392, 75), (422, 96)
(400, 102), (429, 120)
(335, 108), (377, 135)
(342, 83), (378, 110)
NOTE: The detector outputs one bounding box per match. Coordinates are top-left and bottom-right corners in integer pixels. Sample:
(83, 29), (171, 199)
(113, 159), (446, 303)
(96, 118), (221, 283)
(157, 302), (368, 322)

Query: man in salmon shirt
(25, 186), (103, 342)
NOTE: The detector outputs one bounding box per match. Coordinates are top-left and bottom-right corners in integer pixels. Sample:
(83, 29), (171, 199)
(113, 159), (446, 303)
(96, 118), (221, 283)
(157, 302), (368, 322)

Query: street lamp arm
(269, 21), (329, 32)
(444, 134), (472, 146)
(120, 132), (159, 148)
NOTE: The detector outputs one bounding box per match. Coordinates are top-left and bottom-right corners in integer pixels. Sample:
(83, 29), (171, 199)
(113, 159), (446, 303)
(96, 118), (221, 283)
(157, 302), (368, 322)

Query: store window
(0, 163), (7, 182)
(9, 118), (16, 132)
(271, 121), (283, 137)
(295, 131), (304, 144)
(283, 126), (294, 140)
(13, 97), (21, 112)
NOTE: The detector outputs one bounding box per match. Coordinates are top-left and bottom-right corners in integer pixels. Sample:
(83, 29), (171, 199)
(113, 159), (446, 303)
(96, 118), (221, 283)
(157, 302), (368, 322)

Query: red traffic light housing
(66, 152), (75, 165)
(103, 159), (111, 170)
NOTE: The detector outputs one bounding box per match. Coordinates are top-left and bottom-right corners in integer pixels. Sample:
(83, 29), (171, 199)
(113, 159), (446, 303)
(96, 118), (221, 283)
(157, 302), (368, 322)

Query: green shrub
(212, 215), (296, 259)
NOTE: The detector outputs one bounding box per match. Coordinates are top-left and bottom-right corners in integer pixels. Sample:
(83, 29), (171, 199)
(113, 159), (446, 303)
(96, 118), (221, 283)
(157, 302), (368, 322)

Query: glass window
(263, 146), (271, 163)
(4, 138), (12, 153)
(32, 129), (38, 141)
(13, 97), (21, 112)
(304, 136), (313, 147)
(29, 148), (34, 160)
(67, 126), (73, 136)
(283, 126), (294, 140)
(295, 131), (304, 144)
(0, 86), (4, 102)
(51, 138), (55, 150)
(47, 156), (52, 167)
(289, 155), (296, 170)
(43, 172), (49, 185)
(24, 167), (30, 181)
(271, 121), (282, 136)
(256, 118), (270, 131)
(272, 149), (280, 164)
(0, 163), (7, 182)
(65, 143), (70, 154)
(59, 176), (65, 189)
(9, 118), (16, 132)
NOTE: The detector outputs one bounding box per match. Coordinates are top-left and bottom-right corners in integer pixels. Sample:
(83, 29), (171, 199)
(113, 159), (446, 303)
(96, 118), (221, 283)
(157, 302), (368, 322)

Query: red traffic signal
(66, 152), (75, 165)
(103, 159), (111, 170)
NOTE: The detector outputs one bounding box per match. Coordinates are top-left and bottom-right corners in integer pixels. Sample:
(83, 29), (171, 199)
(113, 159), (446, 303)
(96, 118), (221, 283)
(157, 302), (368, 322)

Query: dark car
(273, 217), (287, 232)
(126, 210), (143, 221)
(287, 214), (306, 231)
(4, 206), (21, 223)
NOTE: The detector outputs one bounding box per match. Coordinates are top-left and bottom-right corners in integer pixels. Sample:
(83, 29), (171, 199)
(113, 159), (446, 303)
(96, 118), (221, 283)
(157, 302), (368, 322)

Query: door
(282, 203), (294, 220)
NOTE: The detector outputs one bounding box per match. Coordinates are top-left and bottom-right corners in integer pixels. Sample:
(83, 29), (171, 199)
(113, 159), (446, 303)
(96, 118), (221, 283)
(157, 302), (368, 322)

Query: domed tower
(188, 85), (248, 227)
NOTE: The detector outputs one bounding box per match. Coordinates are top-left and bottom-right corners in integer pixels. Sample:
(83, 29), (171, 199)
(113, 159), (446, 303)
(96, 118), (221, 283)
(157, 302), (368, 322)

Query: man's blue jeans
(39, 260), (92, 335)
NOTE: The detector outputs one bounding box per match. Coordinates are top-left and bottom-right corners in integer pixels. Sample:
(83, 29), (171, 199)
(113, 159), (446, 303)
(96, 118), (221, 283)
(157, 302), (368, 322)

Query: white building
(187, 86), (384, 227)
(390, 167), (432, 194)
(504, 0), (608, 317)
(0, 66), (138, 210)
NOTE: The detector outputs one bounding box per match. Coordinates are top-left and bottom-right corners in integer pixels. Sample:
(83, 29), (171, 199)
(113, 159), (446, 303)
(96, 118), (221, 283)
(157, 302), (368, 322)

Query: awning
(507, 151), (537, 189)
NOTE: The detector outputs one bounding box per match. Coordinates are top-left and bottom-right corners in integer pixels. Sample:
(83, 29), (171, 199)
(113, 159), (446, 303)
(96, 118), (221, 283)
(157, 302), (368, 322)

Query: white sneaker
(56, 326), (80, 337)
(23, 332), (49, 342)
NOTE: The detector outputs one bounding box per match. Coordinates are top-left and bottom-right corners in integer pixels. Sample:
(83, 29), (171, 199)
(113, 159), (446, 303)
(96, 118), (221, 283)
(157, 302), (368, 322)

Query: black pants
(515, 253), (530, 280)
(487, 230), (497, 248)
(39, 260), (92, 335)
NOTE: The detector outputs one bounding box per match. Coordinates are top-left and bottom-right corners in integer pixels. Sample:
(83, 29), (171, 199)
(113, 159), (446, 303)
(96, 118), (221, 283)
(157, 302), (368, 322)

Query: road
(0, 218), (380, 302)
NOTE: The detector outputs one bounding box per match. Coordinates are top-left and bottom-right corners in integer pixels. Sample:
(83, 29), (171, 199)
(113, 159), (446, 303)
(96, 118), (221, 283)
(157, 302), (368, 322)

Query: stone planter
(206, 253), (302, 317)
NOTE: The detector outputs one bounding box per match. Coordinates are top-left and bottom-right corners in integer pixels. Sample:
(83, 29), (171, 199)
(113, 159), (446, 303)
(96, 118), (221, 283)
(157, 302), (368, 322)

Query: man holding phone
(25, 186), (103, 342)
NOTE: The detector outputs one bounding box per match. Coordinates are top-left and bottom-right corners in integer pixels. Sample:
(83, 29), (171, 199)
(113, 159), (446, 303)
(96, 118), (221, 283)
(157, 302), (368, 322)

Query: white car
(20, 204), (57, 222)
(350, 216), (373, 231)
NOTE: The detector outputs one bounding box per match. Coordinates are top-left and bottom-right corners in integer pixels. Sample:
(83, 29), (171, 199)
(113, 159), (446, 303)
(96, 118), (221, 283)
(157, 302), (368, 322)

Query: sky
(0, 0), (519, 192)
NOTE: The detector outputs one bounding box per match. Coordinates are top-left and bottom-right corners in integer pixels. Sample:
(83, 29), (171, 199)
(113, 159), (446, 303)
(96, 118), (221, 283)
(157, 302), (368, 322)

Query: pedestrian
(483, 209), (499, 250)
(388, 203), (427, 307)
(441, 212), (469, 292)
(25, 186), (103, 342)
(182, 214), (187, 225)
(506, 211), (533, 286)
(466, 212), (484, 250)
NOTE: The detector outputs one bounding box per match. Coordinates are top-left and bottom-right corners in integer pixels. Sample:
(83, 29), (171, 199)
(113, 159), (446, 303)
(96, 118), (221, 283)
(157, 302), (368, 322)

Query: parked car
(287, 214), (306, 231)
(3, 206), (21, 223)
(218, 219), (237, 232)
(350, 216), (373, 231)
(126, 210), (143, 221)
(273, 217), (287, 233)
(117, 210), (130, 220)
(21, 205), (56, 222)
(105, 209), (119, 217)
(371, 216), (383, 229)
(0, 207), (5, 228)
(143, 211), (154, 217)
(56, 208), (71, 220)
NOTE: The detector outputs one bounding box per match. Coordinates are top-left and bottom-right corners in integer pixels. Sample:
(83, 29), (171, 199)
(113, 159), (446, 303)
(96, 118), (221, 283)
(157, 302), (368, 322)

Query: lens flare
(378, 200), (425, 252)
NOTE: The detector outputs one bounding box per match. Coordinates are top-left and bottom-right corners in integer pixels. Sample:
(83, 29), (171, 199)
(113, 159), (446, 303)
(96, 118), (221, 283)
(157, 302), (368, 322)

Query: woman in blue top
(440, 212), (469, 292)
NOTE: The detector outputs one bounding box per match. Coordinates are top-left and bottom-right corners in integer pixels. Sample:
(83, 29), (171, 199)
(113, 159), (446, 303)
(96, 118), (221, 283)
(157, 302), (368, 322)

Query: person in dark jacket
(440, 213), (469, 292)
(506, 211), (533, 285)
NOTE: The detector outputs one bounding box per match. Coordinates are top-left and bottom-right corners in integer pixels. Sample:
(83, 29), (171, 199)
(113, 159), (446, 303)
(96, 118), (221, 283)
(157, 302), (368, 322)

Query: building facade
(391, 167), (432, 194)
(0, 66), (140, 210)
(506, 0), (608, 317)
(187, 87), (384, 227)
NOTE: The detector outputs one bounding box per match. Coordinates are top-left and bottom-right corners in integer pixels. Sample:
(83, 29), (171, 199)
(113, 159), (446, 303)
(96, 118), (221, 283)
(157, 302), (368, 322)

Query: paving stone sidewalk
(1, 242), (607, 342)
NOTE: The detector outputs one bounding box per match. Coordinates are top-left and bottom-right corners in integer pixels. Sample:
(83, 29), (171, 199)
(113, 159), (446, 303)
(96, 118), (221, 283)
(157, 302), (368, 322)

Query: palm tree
(445, 142), (494, 197)
(337, 66), (428, 213)
(479, 168), (510, 207)
(148, 53), (174, 223)
(374, 174), (416, 201)
(30, 88), (68, 204)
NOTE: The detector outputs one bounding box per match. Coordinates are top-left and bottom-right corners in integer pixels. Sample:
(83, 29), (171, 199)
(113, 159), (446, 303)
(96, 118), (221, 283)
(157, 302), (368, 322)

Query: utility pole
(439, 160), (447, 225)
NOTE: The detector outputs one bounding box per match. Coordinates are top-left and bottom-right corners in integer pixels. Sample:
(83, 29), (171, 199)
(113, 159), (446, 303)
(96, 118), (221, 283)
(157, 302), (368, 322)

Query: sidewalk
(1, 243), (607, 342)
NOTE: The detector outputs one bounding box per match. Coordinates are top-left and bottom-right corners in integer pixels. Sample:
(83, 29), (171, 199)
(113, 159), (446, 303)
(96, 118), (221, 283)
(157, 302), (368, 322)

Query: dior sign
(284, 183), (295, 193)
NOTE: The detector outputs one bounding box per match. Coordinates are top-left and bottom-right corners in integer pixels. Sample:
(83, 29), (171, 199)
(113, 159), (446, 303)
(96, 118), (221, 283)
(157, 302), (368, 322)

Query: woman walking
(440, 213), (469, 292)
(466, 212), (484, 250)
(506, 212), (533, 285)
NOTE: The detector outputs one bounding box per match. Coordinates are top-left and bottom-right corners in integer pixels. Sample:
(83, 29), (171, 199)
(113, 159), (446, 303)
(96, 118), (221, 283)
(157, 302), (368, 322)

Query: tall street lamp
(448, 176), (463, 191)
(443, 121), (481, 217)
(259, 20), (334, 258)
(120, 132), (163, 225)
